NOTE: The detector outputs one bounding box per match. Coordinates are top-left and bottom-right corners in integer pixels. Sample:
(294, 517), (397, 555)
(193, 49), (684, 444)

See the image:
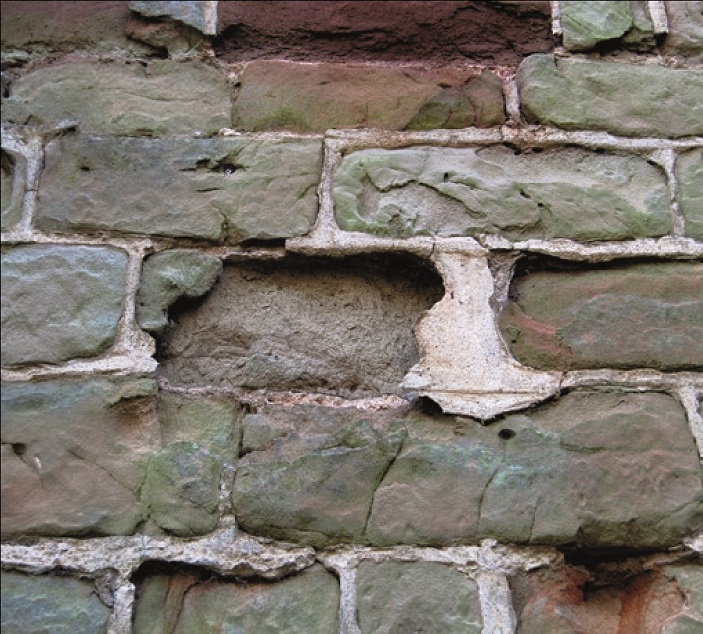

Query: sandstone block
(663, 1), (703, 62)
(518, 55), (703, 138)
(678, 148), (703, 241)
(357, 562), (482, 633)
(333, 146), (669, 240)
(4, 60), (230, 136)
(1, 245), (128, 367)
(129, 1), (214, 34)
(0, 377), (158, 538)
(132, 564), (339, 633)
(233, 62), (505, 132)
(36, 135), (322, 242)
(499, 261), (703, 371)
(1, 572), (110, 634)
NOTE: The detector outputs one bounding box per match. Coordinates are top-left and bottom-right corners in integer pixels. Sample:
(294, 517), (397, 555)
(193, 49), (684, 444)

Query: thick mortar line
(655, 148), (686, 237)
(648, 1), (669, 34)
(550, 1), (562, 35)
(502, 75), (521, 124)
(476, 571), (517, 634)
(107, 581), (135, 634)
(677, 386), (703, 458)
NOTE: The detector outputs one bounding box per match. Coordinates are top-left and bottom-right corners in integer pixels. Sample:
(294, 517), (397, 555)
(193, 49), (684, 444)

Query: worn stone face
(132, 564), (339, 633)
(36, 135), (322, 242)
(157, 254), (443, 397)
(1, 245), (128, 367)
(499, 261), (703, 371)
(1, 148), (25, 232)
(231, 392), (703, 549)
(518, 55), (703, 138)
(3, 60), (230, 136)
(0, 377), (158, 538)
(216, 1), (553, 64)
(663, 1), (703, 62)
(1, 572), (110, 634)
(678, 148), (703, 241)
(129, 0), (215, 34)
(137, 250), (222, 335)
(510, 561), (702, 633)
(333, 146), (669, 241)
(233, 62), (505, 132)
(356, 562), (482, 633)
(560, 1), (655, 51)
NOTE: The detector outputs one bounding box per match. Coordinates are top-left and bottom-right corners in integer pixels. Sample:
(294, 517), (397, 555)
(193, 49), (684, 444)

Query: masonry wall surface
(1, 1), (702, 632)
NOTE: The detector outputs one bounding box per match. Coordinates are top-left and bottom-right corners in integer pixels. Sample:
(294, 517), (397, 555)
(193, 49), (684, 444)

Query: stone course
(2, 1), (703, 632)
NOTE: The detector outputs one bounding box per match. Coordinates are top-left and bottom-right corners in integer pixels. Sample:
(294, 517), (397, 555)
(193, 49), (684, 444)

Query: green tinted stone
(678, 148), (703, 240)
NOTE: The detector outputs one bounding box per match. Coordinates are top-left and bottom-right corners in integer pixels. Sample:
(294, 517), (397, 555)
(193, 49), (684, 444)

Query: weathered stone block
(560, 1), (655, 51)
(132, 564), (339, 633)
(678, 148), (703, 241)
(157, 254), (443, 397)
(1, 245), (128, 367)
(499, 261), (703, 371)
(4, 60), (230, 136)
(36, 135), (322, 242)
(518, 55), (703, 138)
(129, 1), (215, 34)
(233, 62), (505, 132)
(663, 1), (703, 62)
(0, 376), (158, 538)
(137, 250), (222, 335)
(357, 562), (482, 633)
(1, 147), (25, 232)
(333, 146), (669, 241)
(1, 572), (110, 634)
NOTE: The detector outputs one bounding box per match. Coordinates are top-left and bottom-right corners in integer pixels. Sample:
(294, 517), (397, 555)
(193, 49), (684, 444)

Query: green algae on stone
(333, 145), (669, 241)
(1, 376), (158, 538)
(132, 564), (339, 634)
(1, 572), (110, 634)
(518, 55), (703, 138)
(1, 245), (128, 367)
(137, 250), (222, 336)
(357, 562), (482, 634)
(677, 148), (703, 241)
(36, 135), (322, 242)
(499, 261), (703, 371)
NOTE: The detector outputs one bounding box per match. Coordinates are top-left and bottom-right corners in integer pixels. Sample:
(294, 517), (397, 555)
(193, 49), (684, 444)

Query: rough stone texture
(1, 147), (25, 232)
(333, 146), (670, 241)
(137, 250), (222, 335)
(233, 62), (505, 132)
(0, 1), (151, 55)
(1, 572), (110, 634)
(125, 13), (208, 60)
(518, 55), (703, 138)
(356, 561), (482, 633)
(234, 404), (406, 547)
(510, 561), (702, 633)
(663, 1), (703, 62)
(36, 135), (322, 242)
(129, 1), (214, 34)
(232, 392), (703, 549)
(216, 1), (554, 64)
(141, 442), (221, 536)
(0, 376), (158, 538)
(1, 245), (128, 367)
(678, 148), (703, 241)
(158, 254), (444, 397)
(499, 261), (703, 371)
(560, 1), (655, 51)
(132, 564), (339, 633)
(3, 60), (230, 136)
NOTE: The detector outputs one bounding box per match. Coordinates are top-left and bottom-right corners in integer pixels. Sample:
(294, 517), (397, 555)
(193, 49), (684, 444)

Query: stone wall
(1, 1), (702, 632)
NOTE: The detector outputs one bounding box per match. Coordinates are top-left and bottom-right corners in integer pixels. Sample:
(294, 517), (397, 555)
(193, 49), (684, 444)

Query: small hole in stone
(443, 172), (449, 182)
(11, 443), (27, 456)
(498, 429), (515, 440)
(594, 148), (606, 155)
(222, 163), (237, 175)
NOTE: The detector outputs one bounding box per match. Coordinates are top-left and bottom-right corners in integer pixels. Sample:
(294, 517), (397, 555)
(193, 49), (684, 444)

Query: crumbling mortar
(654, 147), (686, 236)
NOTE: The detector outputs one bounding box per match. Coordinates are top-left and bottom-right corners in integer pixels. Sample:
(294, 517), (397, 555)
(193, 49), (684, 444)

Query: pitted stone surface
(132, 564), (339, 633)
(356, 561), (482, 633)
(518, 55), (703, 138)
(157, 254), (443, 397)
(233, 62), (505, 132)
(499, 260), (703, 371)
(678, 148), (703, 241)
(1, 376), (158, 538)
(36, 135), (322, 242)
(1, 572), (110, 634)
(1, 245), (128, 367)
(333, 146), (669, 241)
(3, 60), (230, 136)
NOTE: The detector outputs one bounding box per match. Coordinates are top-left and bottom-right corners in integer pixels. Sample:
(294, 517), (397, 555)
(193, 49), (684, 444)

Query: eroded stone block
(663, 1), (703, 62)
(678, 148), (703, 241)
